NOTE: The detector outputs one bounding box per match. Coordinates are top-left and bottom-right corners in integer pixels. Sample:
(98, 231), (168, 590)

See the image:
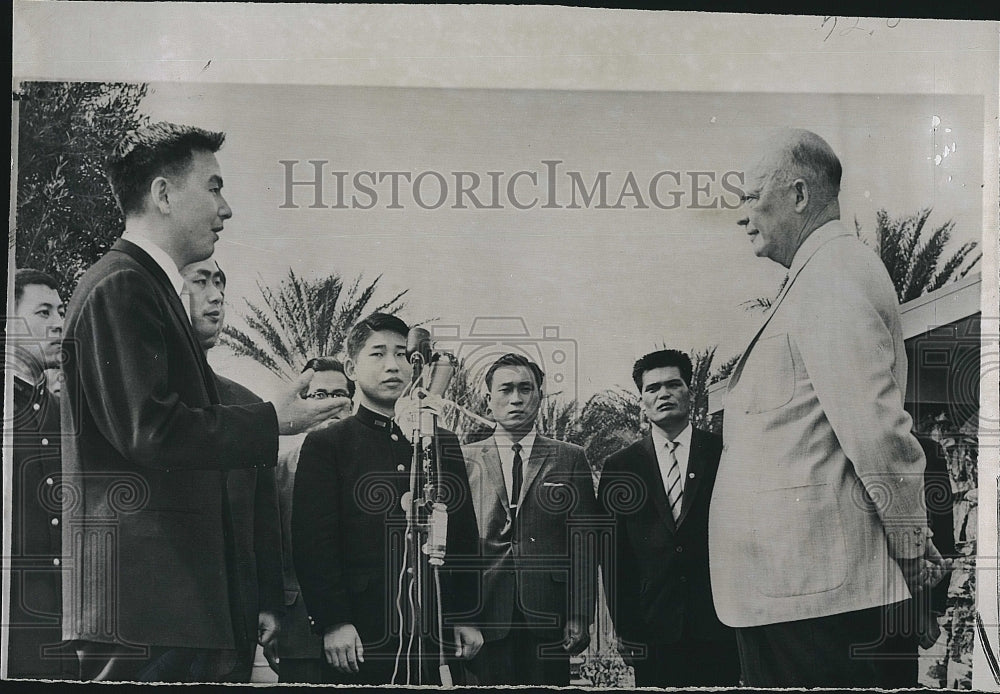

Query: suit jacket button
(680, 576), (687, 583)
(45, 477), (54, 486)
(675, 546), (683, 553)
(41, 438), (49, 446)
(51, 517), (59, 526)
(52, 558), (61, 566)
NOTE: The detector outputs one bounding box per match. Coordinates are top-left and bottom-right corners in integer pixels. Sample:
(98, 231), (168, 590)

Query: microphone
(425, 352), (457, 398)
(406, 327), (432, 385)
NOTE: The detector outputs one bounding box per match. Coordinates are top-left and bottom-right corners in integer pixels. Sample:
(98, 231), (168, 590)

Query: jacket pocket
(742, 333), (796, 414)
(751, 484), (848, 597)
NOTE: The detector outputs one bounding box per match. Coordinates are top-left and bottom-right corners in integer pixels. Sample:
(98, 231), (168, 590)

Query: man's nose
(218, 196), (233, 220)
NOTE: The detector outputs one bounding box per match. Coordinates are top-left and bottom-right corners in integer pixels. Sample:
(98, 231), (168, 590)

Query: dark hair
(485, 353), (545, 390)
(14, 268), (60, 305)
(346, 312), (409, 360)
(106, 121), (226, 217)
(632, 349), (693, 390)
(214, 261), (227, 289)
(303, 356), (355, 397)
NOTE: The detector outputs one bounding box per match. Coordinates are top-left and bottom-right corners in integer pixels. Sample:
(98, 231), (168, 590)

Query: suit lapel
(518, 436), (553, 509)
(728, 225), (853, 391)
(479, 440), (510, 514)
(112, 239), (218, 402)
(640, 434), (676, 534)
(675, 429), (706, 528)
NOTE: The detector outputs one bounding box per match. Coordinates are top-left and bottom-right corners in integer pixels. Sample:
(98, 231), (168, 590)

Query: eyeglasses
(304, 390), (352, 400)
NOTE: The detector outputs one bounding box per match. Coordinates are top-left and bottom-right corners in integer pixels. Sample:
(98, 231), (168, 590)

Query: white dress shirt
(651, 421), (692, 502)
(493, 427), (537, 506)
(123, 233), (190, 321)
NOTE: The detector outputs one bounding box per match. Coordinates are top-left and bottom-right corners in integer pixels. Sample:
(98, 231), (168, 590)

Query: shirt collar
(787, 219), (852, 281)
(494, 426), (537, 458)
(651, 421), (692, 450)
(123, 234), (185, 298)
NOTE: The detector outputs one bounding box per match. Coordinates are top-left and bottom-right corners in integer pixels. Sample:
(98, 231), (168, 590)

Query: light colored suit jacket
(709, 220), (930, 628)
(463, 433), (599, 642)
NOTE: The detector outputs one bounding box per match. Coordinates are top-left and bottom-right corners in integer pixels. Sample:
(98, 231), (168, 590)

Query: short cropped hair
(771, 129), (842, 205)
(632, 349), (693, 390)
(485, 353), (545, 390)
(345, 312), (409, 361)
(303, 356), (356, 397)
(14, 268), (60, 306)
(106, 121), (226, 217)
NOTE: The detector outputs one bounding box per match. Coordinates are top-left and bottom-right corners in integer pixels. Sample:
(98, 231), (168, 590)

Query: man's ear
(151, 176), (171, 214)
(792, 178), (809, 212)
(344, 357), (357, 381)
(484, 391), (492, 411)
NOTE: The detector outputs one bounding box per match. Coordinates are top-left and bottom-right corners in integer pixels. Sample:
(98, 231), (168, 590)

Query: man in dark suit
(60, 122), (349, 682)
(6, 269), (76, 679)
(462, 353), (598, 686)
(598, 349), (740, 687)
(292, 313), (484, 685)
(180, 257), (291, 682)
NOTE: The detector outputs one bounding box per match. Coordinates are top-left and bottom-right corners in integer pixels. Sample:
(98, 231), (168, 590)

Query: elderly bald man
(709, 129), (946, 687)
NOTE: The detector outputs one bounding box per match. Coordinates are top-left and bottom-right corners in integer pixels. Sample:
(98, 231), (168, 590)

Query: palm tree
(538, 396), (580, 443)
(742, 208), (980, 312)
(857, 208), (980, 303)
(690, 345), (740, 433)
(440, 357), (492, 443)
(575, 388), (643, 475)
(220, 269), (407, 381)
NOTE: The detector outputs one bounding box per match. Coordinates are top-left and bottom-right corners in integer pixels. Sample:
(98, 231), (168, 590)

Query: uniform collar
(356, 404), (403, 437)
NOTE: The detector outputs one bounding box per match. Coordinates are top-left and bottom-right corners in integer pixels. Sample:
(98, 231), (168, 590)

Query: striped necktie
(665, 440), (683, 522)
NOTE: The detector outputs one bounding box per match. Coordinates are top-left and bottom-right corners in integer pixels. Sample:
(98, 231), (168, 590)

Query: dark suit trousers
(74, 640), (238, 682)
(465, 606), (570, 686)
(632, 638), (741, 687)
(735, 604), (888, 687)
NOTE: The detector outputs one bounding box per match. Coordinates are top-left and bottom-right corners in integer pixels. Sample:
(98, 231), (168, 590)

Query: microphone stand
(400, 352), (454, 687)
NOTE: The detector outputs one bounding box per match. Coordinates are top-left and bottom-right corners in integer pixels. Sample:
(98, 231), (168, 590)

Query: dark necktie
(510, 442), (523, 514)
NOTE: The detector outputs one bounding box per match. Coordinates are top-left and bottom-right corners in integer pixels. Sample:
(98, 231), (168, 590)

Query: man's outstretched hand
(274, 369), (353, 435)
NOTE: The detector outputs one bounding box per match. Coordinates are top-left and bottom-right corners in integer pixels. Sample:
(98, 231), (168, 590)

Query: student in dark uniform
(7, 269), (76, 679)
(292, 313), (484, 685)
